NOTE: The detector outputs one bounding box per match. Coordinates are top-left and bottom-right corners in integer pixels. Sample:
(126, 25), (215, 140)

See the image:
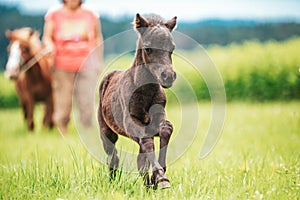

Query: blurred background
(0, 1), (299, 199)
(1, 0), (300, 106)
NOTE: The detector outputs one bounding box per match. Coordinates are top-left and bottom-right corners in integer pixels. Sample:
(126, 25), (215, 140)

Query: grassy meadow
(0, 102), (299, 199)
(1, 37), (300, 199)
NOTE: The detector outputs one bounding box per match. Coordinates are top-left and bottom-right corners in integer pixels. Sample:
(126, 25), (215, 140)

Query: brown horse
(5, 27), (54, 131)
(98, 14), (177, 189)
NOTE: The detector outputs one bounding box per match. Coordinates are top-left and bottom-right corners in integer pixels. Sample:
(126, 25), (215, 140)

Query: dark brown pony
(98, 14), (177, 189)
(5, 27), (54, 131)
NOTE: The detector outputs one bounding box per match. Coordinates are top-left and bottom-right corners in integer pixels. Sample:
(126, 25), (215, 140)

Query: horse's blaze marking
(6, 41), (22, 73)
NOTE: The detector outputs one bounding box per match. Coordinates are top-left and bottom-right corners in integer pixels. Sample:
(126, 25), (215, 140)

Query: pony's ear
(29, 28), (35, 36)
(165, 16), (177, 32)
(134, 13), (149, 34)
(5, 30), (12, 39)
(32, 30), (40, 38)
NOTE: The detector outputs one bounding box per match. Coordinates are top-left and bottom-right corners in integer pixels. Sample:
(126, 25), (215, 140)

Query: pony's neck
(133, 39), (144, 67)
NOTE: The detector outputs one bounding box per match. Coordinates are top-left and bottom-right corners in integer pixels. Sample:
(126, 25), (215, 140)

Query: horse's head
(135, 13), (177, 88)
(5, 27), (41, 79)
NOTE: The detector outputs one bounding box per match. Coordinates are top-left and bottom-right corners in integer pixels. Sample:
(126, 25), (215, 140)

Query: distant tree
(1, 4), (300, 71)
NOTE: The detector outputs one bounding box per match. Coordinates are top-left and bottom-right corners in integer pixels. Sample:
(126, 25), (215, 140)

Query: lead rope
(20, 47), (52, 74)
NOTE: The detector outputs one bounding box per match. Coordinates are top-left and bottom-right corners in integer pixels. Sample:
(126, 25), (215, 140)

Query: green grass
(0, 102), (299, 199)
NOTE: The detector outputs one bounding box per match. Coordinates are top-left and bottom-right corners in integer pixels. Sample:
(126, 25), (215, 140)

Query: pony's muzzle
(4, 68), (19, 80)
(161, 69), (176, 88)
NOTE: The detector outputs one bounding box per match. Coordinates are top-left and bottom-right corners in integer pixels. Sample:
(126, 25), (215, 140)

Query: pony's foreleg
(16, 85), (34, 130)
(21, 102), (27, 119)
(139, 137), (170, 189)
(158, 120), (173, 172)
(43, 95), (54, 128)
(26, 100), (35, 131)
(137, 145), (151, 188)
(142, 105), (171, 189)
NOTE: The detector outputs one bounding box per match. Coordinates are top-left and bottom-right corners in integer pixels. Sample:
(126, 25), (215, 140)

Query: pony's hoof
(157, 180), (171, 189)
(152, 175), (170, 190)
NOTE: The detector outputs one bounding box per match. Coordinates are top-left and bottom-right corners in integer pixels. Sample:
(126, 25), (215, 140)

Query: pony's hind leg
(100, 127), (119, 180)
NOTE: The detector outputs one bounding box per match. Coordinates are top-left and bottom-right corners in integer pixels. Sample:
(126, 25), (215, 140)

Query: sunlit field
(0, 102), (299, 199)
(1, 37), (300, 199)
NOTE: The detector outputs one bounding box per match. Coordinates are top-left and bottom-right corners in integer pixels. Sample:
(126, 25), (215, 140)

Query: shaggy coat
(98, 14), (177, 189)
(5, 28), (54, 131)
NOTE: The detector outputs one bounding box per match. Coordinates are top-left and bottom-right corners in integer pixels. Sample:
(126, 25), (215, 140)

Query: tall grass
(208, 37), (300, 101)
(0, 102), (299, 199)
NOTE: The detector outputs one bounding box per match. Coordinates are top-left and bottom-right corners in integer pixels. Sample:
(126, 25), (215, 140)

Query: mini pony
(5, 27), (54, 131)
(98, 14), (177, 189)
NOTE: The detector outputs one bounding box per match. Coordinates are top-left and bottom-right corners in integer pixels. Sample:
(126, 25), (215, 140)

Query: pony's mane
(143, 14), (165, 26)
(9, 27), (42, 53)
(10, 27), (39, 41)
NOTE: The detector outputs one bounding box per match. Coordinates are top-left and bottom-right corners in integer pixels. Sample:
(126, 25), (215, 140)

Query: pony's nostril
(161, 71), (167, 80)
(161, 71), (176, 83)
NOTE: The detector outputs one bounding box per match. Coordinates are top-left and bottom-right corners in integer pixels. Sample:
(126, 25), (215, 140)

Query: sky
(1, 0), (300, 22)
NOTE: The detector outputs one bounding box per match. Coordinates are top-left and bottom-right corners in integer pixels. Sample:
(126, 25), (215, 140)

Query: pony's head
(134, 13), (177, 88)
(5, 27), (41, 79)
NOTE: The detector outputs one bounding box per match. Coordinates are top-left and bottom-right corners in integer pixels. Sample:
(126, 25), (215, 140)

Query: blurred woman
(43, 0), (103, 135)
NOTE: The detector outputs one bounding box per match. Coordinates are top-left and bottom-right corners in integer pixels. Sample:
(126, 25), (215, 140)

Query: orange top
(45, 6), (99, 71)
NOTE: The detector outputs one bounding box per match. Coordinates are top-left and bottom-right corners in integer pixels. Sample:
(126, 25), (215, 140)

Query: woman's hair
(61, 0), (83, 5)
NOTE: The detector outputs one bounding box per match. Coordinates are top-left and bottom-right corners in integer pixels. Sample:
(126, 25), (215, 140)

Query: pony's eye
(23, 47), (30, 54)
(144, 47), (152, 54)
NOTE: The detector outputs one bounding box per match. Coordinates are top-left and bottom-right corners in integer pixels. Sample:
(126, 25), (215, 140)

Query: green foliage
(0, 75), (19, 108)
(179, 21), (300, 45)
(166, 37), (300, 103)
(209, 37), (300, 101)
(1, 4), (300, 71)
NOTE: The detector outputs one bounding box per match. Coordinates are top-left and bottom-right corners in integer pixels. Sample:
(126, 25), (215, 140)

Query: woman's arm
(42, 20), (55, 67)
(94, 18), (104, 69)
